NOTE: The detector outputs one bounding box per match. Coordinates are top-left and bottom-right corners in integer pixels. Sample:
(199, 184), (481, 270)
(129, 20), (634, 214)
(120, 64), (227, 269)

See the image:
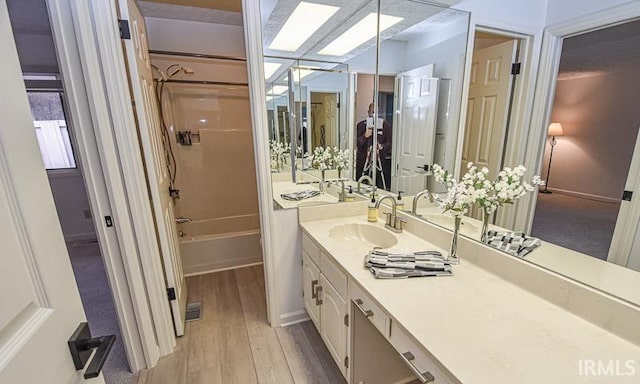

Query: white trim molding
(242, 0), (280, 326)
(517, 2), (640, 234)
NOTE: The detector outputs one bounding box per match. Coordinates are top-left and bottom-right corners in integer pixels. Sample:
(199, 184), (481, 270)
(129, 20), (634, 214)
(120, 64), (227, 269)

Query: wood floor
(137, 265), (347, 384)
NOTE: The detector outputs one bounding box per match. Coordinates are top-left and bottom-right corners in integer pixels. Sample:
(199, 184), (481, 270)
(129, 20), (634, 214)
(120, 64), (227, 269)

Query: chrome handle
(311, 279), (318, 299)
(353, 298), (374, 318)
(315, 285), (323, 305)
(384, 212), (393, 226)
(400, 352), (435, 383)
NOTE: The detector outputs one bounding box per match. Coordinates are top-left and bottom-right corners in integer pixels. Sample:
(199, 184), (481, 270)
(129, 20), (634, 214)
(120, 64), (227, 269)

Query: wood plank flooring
(137, 265), (346, 384)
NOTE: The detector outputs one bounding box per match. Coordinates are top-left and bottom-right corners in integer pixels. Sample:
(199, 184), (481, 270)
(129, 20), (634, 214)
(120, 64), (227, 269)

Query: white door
(608, 127), (640, 270)
(118, 0), (187, 336)
(0, 2), (103, 382)
(461, 40), (518, 178)
(394, 64), (439, 195)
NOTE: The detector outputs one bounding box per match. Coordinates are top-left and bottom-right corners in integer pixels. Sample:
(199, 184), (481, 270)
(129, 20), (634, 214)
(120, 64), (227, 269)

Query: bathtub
(177, 214), (263, 276)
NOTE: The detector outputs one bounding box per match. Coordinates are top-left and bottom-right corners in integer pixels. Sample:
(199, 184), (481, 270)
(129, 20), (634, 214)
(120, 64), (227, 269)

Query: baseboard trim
(279, 310), (309, 327)
(183, 257), (263, 277)
(543, 187), (620, 204)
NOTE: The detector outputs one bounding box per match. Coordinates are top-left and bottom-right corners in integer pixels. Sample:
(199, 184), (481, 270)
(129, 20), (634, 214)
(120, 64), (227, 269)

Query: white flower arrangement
(269, 140), (290, 171)
(462, 162), (543, 214)
(309, 146), (350, 174)
(431, 164), (475, 217)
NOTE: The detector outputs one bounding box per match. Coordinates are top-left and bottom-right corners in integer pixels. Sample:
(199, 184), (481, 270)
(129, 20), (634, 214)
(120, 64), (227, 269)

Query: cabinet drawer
(320, 252), (347, 299)
(302, 233), (321, 265)
(390, 322), (454, 384)
(349, 281), (391, 338)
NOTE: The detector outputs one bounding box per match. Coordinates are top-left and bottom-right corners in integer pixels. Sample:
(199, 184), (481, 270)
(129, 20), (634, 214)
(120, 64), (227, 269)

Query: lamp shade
(548, 122), (564, 136)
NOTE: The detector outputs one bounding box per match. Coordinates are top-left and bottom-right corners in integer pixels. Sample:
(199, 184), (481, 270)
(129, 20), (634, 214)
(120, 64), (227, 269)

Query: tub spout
(175, 217), (192, 224)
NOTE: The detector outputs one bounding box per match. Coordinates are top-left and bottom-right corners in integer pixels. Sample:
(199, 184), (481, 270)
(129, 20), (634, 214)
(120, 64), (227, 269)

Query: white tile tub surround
(300, 213), (640, 383)
(298, 203), (640, 347)
(180, 230), (263, 276)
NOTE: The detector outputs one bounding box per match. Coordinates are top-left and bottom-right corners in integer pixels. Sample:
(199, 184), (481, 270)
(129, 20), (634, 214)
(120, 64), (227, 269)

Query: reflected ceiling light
(294, 69), (315, 82)
(268, 2), (340, 52)
(318, 13), (403, 56)
(269, 85), (289, 95)
(264, 62), (282, 79)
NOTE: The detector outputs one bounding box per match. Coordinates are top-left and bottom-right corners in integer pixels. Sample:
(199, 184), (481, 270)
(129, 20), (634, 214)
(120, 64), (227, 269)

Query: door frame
(517, 2), (640, 237)
(456, 22), (538, 231)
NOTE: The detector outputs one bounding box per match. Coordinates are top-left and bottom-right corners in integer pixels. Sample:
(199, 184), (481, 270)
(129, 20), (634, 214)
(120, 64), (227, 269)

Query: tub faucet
(376, 195), (406, 233)
(357, 175), (374, 193)
(411, 189), (432, 215)
(175, 217), (192, 224)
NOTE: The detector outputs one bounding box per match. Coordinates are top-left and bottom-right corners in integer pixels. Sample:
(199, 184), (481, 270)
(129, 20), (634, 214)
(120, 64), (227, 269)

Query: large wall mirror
(261, 0), (471, 208)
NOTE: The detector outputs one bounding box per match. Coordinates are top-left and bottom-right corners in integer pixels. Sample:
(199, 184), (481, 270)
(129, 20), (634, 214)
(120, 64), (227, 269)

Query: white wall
(455, 0), (548, 31)
(145, 17), (246, 57)
(48, 171), (96, 241)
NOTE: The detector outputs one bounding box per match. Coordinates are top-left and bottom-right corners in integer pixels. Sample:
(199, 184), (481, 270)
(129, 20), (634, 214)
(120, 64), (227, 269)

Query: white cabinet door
(319, 274), (348, 377)
(0, 2), (101, 382)
(302, 253), (321, 327)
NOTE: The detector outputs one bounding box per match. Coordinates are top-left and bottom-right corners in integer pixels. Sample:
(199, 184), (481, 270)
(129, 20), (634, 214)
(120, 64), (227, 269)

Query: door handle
(315, 285), (323, 305)
(400, 352), (435, 383)
(68, 322), (116, 379)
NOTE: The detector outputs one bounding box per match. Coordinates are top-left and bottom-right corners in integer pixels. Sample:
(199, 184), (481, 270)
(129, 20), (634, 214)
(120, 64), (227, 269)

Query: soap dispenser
(395, 191), (405, 212)
(345, 186), (355, 202)
(367, 194), (378, 222)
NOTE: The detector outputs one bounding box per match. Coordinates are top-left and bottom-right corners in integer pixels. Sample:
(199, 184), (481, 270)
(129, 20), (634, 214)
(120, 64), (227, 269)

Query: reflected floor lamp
(540, 122), (564, 194)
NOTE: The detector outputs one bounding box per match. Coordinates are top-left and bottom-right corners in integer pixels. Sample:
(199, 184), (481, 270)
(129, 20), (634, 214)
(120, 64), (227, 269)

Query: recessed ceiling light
(264, 62), (281, 79)
(268, 2), (340, 52)
(294, 68), (315, 82)
(318, 13), (403, 56)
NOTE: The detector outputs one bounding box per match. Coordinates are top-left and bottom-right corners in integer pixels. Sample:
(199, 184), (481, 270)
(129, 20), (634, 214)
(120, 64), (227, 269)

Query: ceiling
(558, 18), (640, 78)
(140, 0), (241, 13)
(138, 1), (243, 25)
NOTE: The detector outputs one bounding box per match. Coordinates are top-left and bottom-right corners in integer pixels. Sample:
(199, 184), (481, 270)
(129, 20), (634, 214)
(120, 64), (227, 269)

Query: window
(27, 91), (77, 169)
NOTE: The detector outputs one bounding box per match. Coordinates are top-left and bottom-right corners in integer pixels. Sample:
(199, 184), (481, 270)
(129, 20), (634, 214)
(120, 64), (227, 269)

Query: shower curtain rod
(163, 79), (249, 86)
(149, 50), (247, 62)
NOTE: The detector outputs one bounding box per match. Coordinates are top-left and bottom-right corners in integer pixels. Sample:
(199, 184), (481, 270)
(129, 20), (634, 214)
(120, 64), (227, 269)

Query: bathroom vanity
(299, 203), (640, 383)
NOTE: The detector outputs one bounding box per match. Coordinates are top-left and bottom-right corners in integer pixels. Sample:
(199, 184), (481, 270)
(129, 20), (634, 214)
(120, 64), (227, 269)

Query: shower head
(166, 64), (195, 78)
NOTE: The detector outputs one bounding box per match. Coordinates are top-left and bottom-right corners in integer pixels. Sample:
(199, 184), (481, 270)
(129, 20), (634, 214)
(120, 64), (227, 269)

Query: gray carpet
(531, 192), (621, 260)
(67, 240), (137, 384)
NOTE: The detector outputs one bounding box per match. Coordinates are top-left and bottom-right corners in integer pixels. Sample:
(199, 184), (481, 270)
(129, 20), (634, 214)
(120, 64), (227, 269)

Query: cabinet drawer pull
(315, 285), (323, 305)
(400, 352), (435, 383)
(354, 298), (374, 318)
(311, 279), (319, 299)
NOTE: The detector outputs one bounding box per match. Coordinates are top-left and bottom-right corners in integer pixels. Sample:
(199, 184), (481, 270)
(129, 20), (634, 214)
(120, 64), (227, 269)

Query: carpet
(531, 192), (621, 260)
(67, 240), (137, 384)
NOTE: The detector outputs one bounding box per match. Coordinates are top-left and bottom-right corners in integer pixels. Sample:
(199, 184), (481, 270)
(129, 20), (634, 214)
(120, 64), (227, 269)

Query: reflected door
(119, 0), (187, 336)
(395, 64), (439, 195)
(461, 40), (517, 178)
(0, 2), (97, 381)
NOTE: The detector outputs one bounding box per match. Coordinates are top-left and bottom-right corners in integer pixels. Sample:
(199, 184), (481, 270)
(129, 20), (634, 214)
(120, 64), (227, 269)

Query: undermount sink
(329, 223), (398, 249)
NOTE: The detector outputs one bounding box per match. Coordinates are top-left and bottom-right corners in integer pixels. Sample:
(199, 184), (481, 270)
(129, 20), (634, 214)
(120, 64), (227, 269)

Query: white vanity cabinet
(302, 234), (349, 378)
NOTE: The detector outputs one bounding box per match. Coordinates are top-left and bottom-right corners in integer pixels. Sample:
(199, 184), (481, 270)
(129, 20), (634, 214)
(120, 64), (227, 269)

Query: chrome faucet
(375, 195), (406, 233)
(357, 175), (374, 193)
(175, 217), (192, 224)
(411, 189), (432, 215)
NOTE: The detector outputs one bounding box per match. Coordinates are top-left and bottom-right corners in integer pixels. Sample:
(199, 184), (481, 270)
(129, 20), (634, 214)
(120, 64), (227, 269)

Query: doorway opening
(531, 19), (640, 263)
(7, 1), (134, 383)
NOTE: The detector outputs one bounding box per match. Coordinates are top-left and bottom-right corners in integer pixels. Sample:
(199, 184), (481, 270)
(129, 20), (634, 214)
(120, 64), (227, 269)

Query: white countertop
(301, 215), (640, 384)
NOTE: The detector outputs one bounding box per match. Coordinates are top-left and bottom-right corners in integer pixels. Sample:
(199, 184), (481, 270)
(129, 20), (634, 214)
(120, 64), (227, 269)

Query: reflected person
(356, 103), (392, 189)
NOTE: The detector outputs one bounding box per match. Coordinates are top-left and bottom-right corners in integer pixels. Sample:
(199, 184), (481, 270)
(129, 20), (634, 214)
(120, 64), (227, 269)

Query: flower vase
(448, 216), (461, 265)
(319, 170), (326, 192)
(481, 209), (491, 243)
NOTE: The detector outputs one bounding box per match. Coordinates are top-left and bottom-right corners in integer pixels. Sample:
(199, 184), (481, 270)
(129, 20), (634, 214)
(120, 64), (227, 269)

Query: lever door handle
(68, 322), (116, 379)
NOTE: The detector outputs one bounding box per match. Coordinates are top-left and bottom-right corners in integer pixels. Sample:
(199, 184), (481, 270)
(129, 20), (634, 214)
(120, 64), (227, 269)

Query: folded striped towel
(280, 190), (322, 201)
(485, 230), (541, 258)
(364, 250), (453, 279)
